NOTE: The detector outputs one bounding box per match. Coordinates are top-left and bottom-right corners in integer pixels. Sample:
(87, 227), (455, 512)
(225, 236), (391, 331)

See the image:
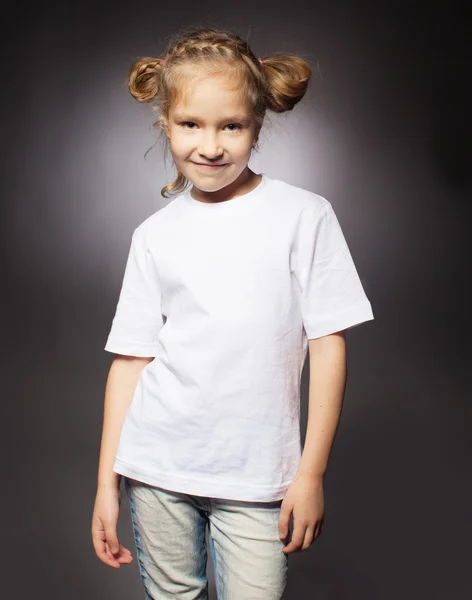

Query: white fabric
(104, 173), (374, 501)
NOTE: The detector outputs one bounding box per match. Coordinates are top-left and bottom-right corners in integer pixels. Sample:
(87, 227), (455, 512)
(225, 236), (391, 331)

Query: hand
(91, 486), (134, 568)
(278, 472), (325, 554)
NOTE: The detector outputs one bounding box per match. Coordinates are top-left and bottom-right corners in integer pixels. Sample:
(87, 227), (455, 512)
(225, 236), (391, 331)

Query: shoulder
(266, 176), (331, 223)
(132, 192), (185, 241)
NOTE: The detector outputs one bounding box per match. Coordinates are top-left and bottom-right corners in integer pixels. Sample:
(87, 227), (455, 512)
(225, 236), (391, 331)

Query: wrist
(97, 473), (122, 491)
(296, 466), (325, 479)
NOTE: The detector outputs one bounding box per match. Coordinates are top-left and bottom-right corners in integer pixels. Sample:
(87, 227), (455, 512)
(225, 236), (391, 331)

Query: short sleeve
(296, 202), (374, 339)
(104, 226), (164, 357)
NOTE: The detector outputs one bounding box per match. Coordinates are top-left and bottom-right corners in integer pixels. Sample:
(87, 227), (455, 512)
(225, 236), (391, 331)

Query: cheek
(169, 138), (189, 157)
(231, 136), (254, 156)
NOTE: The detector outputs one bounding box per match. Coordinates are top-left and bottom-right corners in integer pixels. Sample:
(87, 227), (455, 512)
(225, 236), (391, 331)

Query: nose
(197, 130), (223, 160)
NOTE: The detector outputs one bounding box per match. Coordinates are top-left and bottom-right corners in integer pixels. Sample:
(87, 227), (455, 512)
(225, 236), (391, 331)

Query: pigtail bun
(128, 57), (164, 103)
(262, 54), (313, 113)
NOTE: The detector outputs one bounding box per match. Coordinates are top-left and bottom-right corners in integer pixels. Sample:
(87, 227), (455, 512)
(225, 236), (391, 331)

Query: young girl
(92, 25), (374, 599)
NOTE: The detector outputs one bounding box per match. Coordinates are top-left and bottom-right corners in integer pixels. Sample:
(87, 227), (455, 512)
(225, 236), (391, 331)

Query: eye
(180, 122), (243, 131)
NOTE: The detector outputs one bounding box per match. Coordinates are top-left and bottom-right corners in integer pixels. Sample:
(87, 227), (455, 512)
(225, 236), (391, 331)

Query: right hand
(91, 485), (134, 568)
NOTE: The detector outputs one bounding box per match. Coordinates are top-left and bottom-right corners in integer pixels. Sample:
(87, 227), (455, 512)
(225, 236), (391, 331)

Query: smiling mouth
(193, 162), (227, 167)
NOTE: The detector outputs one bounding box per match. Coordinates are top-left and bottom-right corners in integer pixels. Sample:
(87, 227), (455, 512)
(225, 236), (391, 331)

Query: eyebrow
(172, 113), (250, 122)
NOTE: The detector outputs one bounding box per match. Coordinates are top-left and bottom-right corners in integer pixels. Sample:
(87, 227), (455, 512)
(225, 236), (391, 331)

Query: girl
(92, 25), (374, 599)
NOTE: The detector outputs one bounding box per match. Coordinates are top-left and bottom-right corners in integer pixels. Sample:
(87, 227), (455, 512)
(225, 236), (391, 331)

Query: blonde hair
(128, 25), (313, 198)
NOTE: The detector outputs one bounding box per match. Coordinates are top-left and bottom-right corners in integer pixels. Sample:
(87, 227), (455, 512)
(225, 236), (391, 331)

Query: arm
(279, 331), (347, 553)
(297, 331), (347, 477)
(96, 355), (153, 491)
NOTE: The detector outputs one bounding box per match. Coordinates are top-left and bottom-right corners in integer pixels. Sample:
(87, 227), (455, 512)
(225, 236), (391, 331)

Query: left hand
(278, 472), (325, 554)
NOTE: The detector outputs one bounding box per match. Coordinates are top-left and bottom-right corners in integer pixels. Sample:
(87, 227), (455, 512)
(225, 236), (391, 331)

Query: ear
(253, 127), (260, 147)
(160, 116), (170, 139)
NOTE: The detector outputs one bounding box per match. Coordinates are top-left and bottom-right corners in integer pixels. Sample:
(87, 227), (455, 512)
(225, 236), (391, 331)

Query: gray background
(2, 1), (470, 598)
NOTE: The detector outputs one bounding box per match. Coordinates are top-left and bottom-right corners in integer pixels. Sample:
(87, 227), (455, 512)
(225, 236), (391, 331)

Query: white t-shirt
(104, 173), (374, 501)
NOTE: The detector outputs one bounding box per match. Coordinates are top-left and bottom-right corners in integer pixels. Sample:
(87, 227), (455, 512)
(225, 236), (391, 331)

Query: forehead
(171, 70), (251, 117)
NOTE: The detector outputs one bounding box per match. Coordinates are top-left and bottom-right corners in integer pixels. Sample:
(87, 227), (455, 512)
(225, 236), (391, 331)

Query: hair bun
(128, 57), (163, 103)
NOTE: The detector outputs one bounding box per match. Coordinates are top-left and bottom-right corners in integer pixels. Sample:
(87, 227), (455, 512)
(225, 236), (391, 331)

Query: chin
(186, 171), (236, 188)
(193, 181), (228, 192)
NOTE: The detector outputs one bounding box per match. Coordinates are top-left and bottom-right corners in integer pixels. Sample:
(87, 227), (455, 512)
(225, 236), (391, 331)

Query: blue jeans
(124, 477), (289, 599)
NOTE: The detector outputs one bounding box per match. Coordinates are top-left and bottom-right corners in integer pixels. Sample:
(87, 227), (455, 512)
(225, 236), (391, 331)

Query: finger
(105, 530), (120, 555)
(301, 525), (316, 550)
(282, 523), (306, 554)
(92, 533), (118, 567)
(116, 553), (134, 564)
(278, 503), (292, 540)
(106, 542), (115, 560)
(108, 547), (133, 564)
(96, 543), (121, 568)
(111, 543), (134, 562)
(105, 542), (122, 566)
(92, 523), (124, 568)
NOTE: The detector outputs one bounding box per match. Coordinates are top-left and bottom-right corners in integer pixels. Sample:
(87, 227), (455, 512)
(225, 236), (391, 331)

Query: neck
(190, 168), (260, 204)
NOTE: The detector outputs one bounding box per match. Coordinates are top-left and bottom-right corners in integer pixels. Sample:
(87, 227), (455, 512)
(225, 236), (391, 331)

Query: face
(162, 71), (259, 203)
